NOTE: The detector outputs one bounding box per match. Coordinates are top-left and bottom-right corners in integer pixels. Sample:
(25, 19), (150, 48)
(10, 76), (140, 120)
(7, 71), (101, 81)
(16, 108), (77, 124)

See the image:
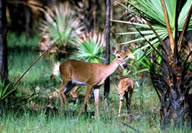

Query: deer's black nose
(123, 64), (127, 69)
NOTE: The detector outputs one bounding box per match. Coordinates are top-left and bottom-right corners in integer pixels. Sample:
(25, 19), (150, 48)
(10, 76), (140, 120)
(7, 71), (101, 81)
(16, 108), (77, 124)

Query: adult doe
(58, 46), (134, 117)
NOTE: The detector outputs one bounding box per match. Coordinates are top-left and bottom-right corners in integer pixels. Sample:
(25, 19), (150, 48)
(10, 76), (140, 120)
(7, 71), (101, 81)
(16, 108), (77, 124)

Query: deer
(55, 46), (134, 118)
(117, 76), (135, 117)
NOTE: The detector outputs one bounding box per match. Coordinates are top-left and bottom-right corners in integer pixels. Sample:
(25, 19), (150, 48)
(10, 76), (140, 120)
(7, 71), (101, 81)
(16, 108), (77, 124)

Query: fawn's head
(112, 45), (134, 69)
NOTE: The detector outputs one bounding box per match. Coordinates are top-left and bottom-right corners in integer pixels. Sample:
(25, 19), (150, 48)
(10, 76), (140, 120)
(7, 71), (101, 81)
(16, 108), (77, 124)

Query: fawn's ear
(111, 46), (118, 55)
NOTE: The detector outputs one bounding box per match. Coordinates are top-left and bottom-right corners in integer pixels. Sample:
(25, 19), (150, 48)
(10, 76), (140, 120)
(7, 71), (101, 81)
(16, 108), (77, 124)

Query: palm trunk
(151, 70), (191, 129)
(146, 1), (192, 129)
(150, 37), (192, 129)
(0, 0), (8, 82)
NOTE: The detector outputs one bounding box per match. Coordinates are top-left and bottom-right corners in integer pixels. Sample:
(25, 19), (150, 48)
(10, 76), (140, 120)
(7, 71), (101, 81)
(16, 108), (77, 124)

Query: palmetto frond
(76, 30), (105, 63)
(77, 30), (106, 48)
(113, 0), (192, 58)
(40, 2), (85, 49)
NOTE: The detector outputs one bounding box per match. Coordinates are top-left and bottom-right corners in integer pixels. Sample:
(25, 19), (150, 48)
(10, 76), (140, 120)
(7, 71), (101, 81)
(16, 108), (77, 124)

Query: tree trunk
(151, 71), (191, 129)
(150, 37), (192, 129)
(93, 0), (99, 29)
(104, 0), (111, 99)
(24, 6), (32, 36)
(159, 94), (190, 129)
(0, 0), (8, 82)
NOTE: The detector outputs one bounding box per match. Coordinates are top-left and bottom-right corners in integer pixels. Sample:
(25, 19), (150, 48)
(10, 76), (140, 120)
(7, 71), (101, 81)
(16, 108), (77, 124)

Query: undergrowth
(1, 32), (190, 133)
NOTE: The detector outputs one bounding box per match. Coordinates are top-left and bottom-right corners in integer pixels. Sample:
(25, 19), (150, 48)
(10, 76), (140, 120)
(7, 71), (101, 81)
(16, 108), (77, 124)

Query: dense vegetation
(0, 0), (192, 132)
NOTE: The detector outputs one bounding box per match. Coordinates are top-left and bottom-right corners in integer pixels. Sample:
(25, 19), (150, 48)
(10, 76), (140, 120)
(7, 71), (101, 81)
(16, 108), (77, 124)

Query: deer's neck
(105, 58), (119, 77)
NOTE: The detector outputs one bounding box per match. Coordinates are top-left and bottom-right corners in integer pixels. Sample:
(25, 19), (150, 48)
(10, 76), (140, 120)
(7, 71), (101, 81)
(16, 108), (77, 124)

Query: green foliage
(0, 82), (14, 101)
(40, 2), (84, 48)
(7, 32), (40, 48)
(114, 0), (192, 57)
(6, 33), (161, 132)
(74, 31), (105, 63)
(8, 50), (53, 88)
(6, 42), (188, 132)
(1, 83), (188, 133)
(77, 40), (104, 63)
(132, 49), (152, 73)
(113, 0), (192, 74)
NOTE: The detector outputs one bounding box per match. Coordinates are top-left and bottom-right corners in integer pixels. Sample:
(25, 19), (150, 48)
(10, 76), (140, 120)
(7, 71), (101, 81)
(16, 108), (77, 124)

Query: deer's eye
(117, 56), (121, 58)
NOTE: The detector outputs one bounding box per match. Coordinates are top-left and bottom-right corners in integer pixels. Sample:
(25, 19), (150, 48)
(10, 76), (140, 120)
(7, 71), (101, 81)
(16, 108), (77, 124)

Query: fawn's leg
(118, 99), (123, 117)
(118, 93), (124, 117)
(128, 89), (133, 106)
(124, 92), (129, 111)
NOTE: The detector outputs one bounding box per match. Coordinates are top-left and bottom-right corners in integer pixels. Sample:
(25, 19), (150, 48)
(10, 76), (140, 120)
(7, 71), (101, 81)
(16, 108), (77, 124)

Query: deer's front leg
(94, 88), (100, 118)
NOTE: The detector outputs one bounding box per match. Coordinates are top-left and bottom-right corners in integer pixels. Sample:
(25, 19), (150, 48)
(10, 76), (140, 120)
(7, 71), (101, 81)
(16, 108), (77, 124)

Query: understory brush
(3, 32), (190, 133)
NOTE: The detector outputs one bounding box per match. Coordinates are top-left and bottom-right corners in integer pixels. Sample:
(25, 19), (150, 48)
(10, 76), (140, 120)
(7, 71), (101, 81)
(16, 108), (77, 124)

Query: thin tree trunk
(25, 6), (32, 36)
(104, 0), (111, 99)
(93, 0), (99, 29)
(0, 0), (8, 82)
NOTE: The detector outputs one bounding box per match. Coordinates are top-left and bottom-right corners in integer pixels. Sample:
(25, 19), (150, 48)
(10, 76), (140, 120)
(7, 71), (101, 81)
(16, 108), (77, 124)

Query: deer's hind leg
(59, 75), (72, 112)
(78, 84), (92, 117)
(124, 92), (130, 111)
(58, 81), (68, 112)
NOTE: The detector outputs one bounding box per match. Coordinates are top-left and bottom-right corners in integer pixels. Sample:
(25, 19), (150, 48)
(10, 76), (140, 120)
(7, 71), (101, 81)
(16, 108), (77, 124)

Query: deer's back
(60, 59), (107, 84)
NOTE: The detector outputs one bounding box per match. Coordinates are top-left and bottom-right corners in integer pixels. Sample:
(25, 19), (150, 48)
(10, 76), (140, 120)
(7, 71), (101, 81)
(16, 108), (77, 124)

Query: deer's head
(112, 45), (134, 69)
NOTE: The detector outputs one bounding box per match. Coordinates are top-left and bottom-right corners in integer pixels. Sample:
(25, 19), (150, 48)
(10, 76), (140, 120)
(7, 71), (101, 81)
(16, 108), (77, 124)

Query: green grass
(7, 32), (57, 96)
(7, 32), (40, 48)
(8, 50), (53, 88)
(1, 32), (190, 133)
(0, 110), (154, 133)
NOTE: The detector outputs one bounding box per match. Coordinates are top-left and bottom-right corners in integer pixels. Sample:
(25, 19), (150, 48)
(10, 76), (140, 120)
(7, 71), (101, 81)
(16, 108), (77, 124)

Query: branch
(150, 77), (162, 100)
(184, 73), (192, 95)
(174, 0), (180, 58)
(178, 3), (192, 52)
(12, 43), (57, 89)
(183, 51), (192, 67)
(117, 1), (171, 57)
(146, 21), (171, 57)
(160, 0), (175, 53)
(131, 22), (167, 63)
(122, 122), (140, 133)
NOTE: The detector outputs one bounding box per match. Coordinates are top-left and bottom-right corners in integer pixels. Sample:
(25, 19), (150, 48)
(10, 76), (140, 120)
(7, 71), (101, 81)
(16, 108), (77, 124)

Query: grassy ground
(1, 33), (190, 133)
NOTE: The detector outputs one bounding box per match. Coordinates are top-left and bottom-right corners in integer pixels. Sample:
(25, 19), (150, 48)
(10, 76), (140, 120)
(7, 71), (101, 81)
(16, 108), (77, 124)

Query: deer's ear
(111, 46), (118, 55)
(121, 45), (128, 53)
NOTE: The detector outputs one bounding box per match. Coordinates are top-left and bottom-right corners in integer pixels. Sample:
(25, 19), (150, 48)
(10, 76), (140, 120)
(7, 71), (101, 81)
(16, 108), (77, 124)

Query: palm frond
(76, 30), (105, 63)
(114, 0), (192, 59)
(40, 2), (85, 50)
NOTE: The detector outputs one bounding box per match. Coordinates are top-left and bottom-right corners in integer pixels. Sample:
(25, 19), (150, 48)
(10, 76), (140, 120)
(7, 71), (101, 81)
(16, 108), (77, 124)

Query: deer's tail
(51, 62), (61, 78)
